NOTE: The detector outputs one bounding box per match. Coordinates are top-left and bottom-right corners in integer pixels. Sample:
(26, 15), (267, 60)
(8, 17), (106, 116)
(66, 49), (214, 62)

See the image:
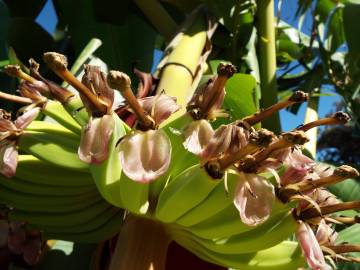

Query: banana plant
(0, 1), (360, 270)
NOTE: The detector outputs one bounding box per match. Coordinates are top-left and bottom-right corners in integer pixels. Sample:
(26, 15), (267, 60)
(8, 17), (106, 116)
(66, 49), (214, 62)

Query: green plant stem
(134, 0), (178, 40)
(257, 0), (281, 133)
(108, 215), (171, 270)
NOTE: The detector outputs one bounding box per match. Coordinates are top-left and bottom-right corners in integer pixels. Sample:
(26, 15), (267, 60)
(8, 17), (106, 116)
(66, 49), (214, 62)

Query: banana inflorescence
(0, 45), (359, 270)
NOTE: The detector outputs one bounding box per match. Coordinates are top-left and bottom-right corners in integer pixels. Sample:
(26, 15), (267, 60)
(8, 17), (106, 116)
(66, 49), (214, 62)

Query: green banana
(119, 173), (150, 215)
(174, 211), (296, 254)
(42, 100), (82, 134)
(16, 155), (92, 186)
(42, 210), (123, 243)
(184, 201), (291, 240)
(0, 176), (95, 196)
(155, 164), (220, 223)
(9, 200), (111, 227)
(0, 186), (101, 213)
(176, 173), (238, 227)
(18, 129), (88, 171)
(34, 207), (120, 234)
(174, 235), (305, 270)
(161, 114), (199, 179)
(90, 113), (126, 208)
(63, 96), (89, 127)
(178, 204), (252, 239)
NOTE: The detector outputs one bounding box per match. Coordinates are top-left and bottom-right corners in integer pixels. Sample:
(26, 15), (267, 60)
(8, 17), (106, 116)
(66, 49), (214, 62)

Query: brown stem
(108, 215), (171, 270)
(239, 130), (309, 172)
(242, 91), (308, 126)
(43, 52), (107, 115)
(297, 111), (350, 132)
(4, 65), (37, 84)
(326, 244), (360, 254)
(280, 165), (359, 200)
(0, 91), (32, 104)
(300, 201), (360, 220)
(108, 71), (155, 129)
(217, 129), (275, 170)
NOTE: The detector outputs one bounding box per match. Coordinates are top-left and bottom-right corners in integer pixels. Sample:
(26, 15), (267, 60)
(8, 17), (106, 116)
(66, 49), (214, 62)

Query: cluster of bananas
(0, 51), (359, 270)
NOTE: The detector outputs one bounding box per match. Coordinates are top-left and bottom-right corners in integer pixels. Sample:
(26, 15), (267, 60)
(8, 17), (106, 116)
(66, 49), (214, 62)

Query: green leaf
(6, 17), (55, 64)
(211, 73), (257, 128)
(316, 0), (346, 52)
(54, 0), (157, 74)
(3, 0), (46, 18)
(343, 3), (360, 57)
(337, 224), (360, 246)
(327, 178), (360, 201)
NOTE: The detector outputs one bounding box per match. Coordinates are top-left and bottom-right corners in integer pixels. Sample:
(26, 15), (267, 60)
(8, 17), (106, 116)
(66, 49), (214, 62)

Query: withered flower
(0, 108), (39, 177)
(233, 172), (275, 226)
(296, 221), (332, 270)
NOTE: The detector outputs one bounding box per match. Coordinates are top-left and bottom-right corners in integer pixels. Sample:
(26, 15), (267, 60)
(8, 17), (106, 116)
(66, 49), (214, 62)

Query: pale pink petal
(284, 148), (315, 171)
(78, 115), (114, 164)
(183, 120), (214, 155)
(0, 141), (18, 178)
(119, 129), (171, 183)
(138, 93), (181, 125)
(0, 119), (17, 132)
(296, 221), (332, 270)
(201, 124), (249, 162)
(14, 108), (40, 130)
(281, 166), (309, 186)
(316, 219), (337, 246)
(233, 173), (275, 226)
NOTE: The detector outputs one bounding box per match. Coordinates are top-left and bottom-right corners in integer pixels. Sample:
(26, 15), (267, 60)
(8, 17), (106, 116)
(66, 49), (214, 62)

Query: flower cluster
(1, 55), (360, 269)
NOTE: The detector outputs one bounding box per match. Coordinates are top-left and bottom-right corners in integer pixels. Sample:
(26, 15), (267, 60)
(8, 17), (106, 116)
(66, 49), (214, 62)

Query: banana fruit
(89, 113), (126, 208)
(16, 155), (92, 186)
(20, 122), (88, 171)
(42, 100), (81, 134)
(155, 164), (220, 223)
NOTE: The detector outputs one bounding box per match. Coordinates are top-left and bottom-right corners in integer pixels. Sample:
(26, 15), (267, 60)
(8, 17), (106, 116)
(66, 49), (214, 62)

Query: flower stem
(0, 91), (32, 104)
(108, 215), (171, 270)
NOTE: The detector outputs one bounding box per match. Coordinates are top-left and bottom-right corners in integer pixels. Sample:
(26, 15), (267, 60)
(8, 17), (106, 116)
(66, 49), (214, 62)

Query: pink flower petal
(0, 119), (16, 132)
(119, 129), (171, 183)
(14, 108), (40, 130)
(183, 120), (214, 155)
(296, 221), (332, 270)
(0, 141), (18, 178)
(201, 124), (249, 162)
(316, 219), (337, 246)
(138, 93), (181, 125)
(233, 173), (275, 226)
(78, 115), (114, 164)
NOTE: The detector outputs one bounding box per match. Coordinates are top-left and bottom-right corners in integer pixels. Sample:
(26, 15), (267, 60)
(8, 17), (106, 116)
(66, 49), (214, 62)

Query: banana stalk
(154, 9), (215, 124)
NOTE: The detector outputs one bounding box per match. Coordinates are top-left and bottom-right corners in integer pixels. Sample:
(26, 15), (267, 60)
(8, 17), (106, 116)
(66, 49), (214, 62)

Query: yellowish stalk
(303, 97), (319, 158)
(155, 14), (208, 124)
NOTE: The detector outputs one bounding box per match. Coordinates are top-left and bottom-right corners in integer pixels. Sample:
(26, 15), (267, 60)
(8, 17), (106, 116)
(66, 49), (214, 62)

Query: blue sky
(35, 0), (342, 131)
